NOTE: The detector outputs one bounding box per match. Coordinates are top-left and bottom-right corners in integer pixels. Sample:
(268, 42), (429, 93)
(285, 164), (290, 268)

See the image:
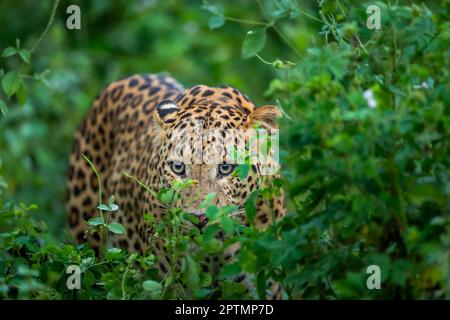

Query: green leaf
(106, 247), (122, 260)
(245, 191), (258, 223)
(108, 247), (121, 254)
(221, 215), (235, 234)
(183, 256), (200, 290)
(199, 192), (216, 209)
(18, 49), (30, 63)
(98, 202), (119, 212)
(142, 280), (162, 296)
(15, 235), (31, 246)
(220, 205), (240, 215)
(83, 271), (96, 287)
(2, 71), (21, 98)
(430, 216), (445, 226)
(242, 28), (267, 58)
(1, 47), (17, 58)
(143, 212), (154, 225)
(0, 99), (7, 117)
(222, 263), (241, 278)
(202, 224), (218, 244)
(298, 45), (351, 80)
(108, 222), (126, 234)
(239, 248), (259, 273)
(238, 164), (251, 179)
(208, 15), (225, 29)
(97, 204), (109, 211)
(88, 216), (104, 226)
(200, 273), (212, 287)
(141, 254), (156, 267)
(109, 204), (119, 211)
(204, 238), (221, 254)
(160, 189), (180, 203)
(206, 206), (220, 221)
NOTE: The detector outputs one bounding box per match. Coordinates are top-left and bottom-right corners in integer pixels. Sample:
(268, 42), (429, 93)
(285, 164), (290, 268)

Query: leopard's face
(152, 85), (281, 228)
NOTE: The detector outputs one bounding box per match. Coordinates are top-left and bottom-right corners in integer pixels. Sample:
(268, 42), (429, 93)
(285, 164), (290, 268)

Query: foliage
(0, 0), (449, 299)
(241, 0), (450, 299)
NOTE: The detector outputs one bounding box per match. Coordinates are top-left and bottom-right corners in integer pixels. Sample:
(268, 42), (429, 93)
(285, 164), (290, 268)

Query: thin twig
(255, 53), (275, 65)
(30, 0), (61, 54)
(298, 9), (323, 23)
(223, 16), (267, 26)
(121, 264), (130, 300)
(272, 24), (301, 57)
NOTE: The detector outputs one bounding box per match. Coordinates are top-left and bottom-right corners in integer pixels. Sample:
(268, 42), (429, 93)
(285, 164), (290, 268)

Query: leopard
(67, 73), (285, 298)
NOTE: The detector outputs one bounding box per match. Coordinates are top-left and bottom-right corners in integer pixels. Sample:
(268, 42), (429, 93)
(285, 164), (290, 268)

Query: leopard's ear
(154, 100), (180, 127)
(249, 105), (282, 129)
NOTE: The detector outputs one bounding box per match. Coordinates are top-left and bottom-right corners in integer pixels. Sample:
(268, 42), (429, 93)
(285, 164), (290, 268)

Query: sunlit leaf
(208, 15), (225, 29)
(18, 49), (31, 63)
(87, 216), (104, 226)
(2, 71), (21, 98)
(242, 28), (267, 58)
(107, 222), (126, 234)
(1, 47), (17, 58)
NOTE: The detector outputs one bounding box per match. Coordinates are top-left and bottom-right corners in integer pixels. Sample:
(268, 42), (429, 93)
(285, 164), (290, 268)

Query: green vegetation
(0, 0), (449, 299)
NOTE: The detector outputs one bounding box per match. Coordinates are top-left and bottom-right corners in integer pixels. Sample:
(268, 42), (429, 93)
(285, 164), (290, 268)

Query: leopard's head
(153, 85), (281, 229)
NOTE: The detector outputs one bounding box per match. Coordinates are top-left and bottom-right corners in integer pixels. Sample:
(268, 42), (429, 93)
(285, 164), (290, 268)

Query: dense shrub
(0, 0), (449, 299)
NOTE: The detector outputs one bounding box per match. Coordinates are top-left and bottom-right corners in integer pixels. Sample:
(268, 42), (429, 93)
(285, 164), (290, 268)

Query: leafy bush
(1, 0), (449, 299)
(234, 0), (450, 299)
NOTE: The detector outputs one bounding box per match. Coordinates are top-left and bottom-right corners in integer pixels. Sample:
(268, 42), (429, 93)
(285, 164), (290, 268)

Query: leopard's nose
(197, 214), (208, 229)
(191, 212), (208, 230)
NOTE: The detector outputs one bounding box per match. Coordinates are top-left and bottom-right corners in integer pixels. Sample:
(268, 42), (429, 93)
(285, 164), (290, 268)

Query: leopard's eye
(218, 163), (235, 176)
(169, 161), (185, 176)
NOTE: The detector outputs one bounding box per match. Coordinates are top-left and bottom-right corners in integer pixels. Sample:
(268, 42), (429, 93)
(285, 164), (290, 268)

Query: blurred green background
(0, 0), (449, 299)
